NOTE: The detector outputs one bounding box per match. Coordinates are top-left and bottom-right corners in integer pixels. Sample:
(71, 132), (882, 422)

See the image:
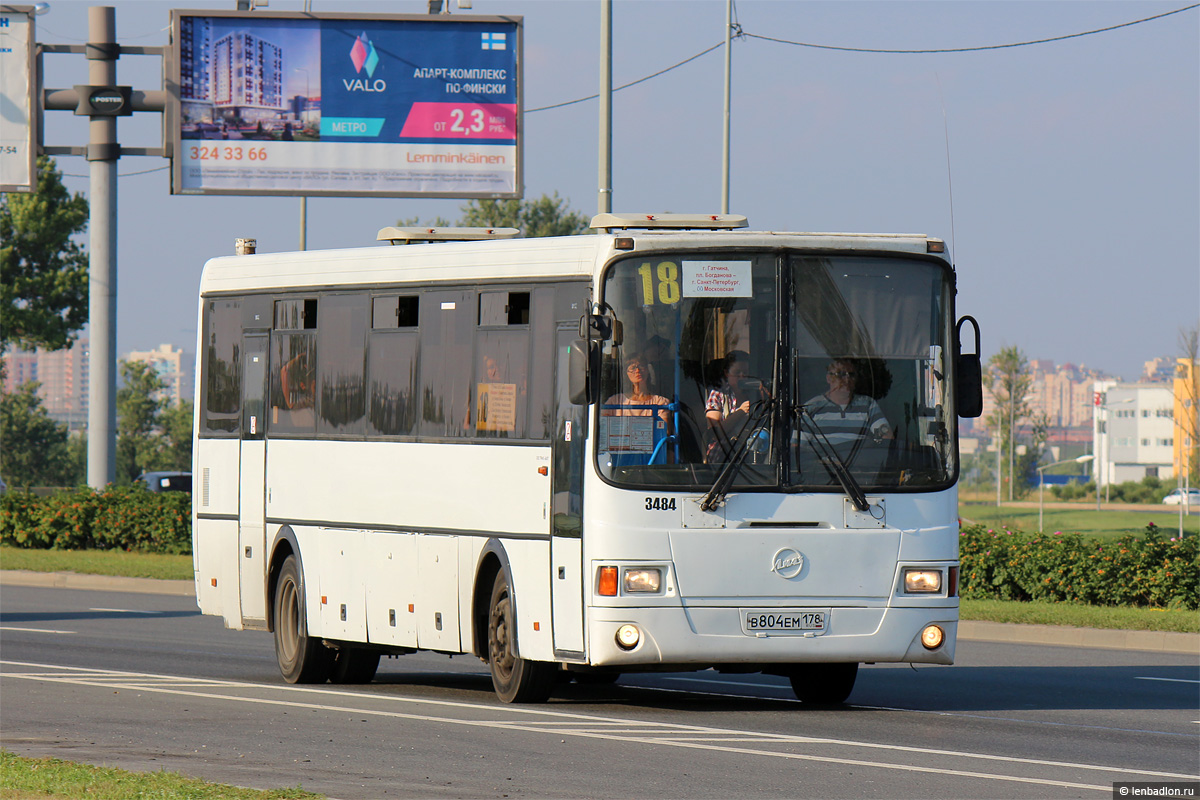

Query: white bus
(192, 213), (983, 704)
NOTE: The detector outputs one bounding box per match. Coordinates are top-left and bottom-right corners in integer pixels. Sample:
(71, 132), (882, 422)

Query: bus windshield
(596, 250), (955, 492)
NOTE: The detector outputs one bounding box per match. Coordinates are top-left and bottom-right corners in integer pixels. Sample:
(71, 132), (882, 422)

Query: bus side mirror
(568, 339), (592, 405)
(578, 314), (622, 345)
(955, 315), (983, 418)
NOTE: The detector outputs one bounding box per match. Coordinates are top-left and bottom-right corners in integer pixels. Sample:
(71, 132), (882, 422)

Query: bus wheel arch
(472, 540), (511, 658)
(266, 527), (301, 634)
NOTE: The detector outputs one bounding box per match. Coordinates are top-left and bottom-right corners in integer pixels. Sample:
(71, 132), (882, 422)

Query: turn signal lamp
(598, 566), (619, 597)
(921, 625), (945, 650)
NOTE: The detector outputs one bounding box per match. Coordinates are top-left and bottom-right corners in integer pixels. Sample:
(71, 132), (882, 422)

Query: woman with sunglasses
(603, 353), (670, 421)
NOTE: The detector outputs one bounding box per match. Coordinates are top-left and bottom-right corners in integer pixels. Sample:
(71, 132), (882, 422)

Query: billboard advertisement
(168, 10), (522, 198)
(0, 5), (37, 193)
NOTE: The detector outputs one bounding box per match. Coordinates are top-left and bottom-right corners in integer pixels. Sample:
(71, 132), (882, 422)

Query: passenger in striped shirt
(800, 358), (892, 457)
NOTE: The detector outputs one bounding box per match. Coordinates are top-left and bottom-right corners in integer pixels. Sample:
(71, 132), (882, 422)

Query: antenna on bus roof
(935, 73), (956, 264)
(376, 226), (521, 245)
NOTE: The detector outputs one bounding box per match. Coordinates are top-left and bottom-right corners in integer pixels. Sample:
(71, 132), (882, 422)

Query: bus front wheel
(273, 555), (333, 684)
(487, 572), (555, 703)
(788, 662), (858, 705)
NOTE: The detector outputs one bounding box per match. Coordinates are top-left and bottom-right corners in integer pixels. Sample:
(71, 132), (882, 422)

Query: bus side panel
(193, 518), (241, 627)
(365, 531), (418, 648)
(504, 538), (553, 662)
(193, 437), (242, 626)
(415, 533), (461, 650)
(315, 529), (368, 642)
(264, 440), (550, 537)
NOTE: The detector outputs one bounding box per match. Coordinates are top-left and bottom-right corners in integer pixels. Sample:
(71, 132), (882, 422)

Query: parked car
(137, 471), (192, 493)
(1161, 487), (1200, 505)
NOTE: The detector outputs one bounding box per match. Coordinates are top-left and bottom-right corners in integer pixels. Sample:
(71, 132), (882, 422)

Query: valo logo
(346, 32), (386, 92)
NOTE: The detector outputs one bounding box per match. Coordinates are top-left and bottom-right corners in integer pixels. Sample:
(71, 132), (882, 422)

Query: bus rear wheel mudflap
(272, 554), (334, 683)
(486, 572), (555, 703)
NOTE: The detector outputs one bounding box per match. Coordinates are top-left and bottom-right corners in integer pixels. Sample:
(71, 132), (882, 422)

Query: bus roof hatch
(589, 213), (748, 231)
(377, 226), (521, 245)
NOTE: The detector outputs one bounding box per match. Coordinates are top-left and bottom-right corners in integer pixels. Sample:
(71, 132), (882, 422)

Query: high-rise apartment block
(123, 343), (195, 406)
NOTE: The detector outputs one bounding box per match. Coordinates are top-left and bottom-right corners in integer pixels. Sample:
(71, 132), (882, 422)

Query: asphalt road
(1, 583), (1197, 799)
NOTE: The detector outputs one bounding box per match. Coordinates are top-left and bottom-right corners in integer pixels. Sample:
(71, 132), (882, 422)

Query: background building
(2, 340), (90, 430)
(1093, 381), (1176, 488)
(122, 343), (194, 406)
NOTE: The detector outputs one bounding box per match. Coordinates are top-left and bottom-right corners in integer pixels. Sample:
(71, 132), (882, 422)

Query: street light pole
(1038, 455), (1094, 532)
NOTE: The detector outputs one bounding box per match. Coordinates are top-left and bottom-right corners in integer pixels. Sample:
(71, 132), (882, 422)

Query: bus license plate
(740, 608), (829, 635)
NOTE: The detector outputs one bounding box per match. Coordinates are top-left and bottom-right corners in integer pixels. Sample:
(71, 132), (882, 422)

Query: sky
(24, 0), (1200, 381)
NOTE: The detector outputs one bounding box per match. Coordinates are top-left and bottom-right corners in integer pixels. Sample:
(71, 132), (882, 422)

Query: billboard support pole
(598, 0), (612, 214)
(86, 5), (119, 489)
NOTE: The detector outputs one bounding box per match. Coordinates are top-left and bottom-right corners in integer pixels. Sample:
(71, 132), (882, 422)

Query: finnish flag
(482, 32), (506, 50)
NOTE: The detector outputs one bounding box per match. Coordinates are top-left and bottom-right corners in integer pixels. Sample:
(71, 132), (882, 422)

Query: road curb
(957, 620), (1199, 655)
(0, 569), (195, 597)
(3, 570), (1197, 654)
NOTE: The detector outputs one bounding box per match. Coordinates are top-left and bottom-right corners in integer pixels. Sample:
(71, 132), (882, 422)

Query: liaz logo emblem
(345, 32), (385, 92)
(770, 548), (805, 579)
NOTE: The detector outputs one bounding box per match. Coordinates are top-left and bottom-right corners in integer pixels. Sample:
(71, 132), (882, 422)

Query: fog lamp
(921, 624), (945, 650)
(615, 624), (641, 650)
(903, 568), (943, 594)
(623, 568), (661, 593)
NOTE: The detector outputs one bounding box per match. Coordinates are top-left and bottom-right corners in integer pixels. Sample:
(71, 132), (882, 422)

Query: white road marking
(0, 627), (76, 635)
(1135, 676), (1200, 685)
(4, 659), (1196, 792)
(88, 608), (164, 615)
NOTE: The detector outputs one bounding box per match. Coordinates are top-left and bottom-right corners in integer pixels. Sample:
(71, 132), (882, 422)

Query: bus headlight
(623, 568), (661, 593)
(615, 624), (641, 650)
(903, 568), (943, 594)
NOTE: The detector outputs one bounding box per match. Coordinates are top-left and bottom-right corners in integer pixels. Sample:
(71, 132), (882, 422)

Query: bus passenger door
(550, 329), (586, 656)
(238, 334), (269, 625)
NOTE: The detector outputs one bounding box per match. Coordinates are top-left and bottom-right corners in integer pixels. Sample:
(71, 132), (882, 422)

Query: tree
(0, 156), (89, 354)
(985, 346), (1034, 501)
(0, 382), (74, 488)
(158, 400), (195, 472)
(456, 192), (589, 238)
(116, 360), (167, 484)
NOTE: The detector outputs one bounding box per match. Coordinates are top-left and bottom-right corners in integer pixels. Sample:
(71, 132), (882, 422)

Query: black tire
(272, 555), (333, 684)
(487, 572), (555, 703)
(330, 647), (381, 684)
(789, 663), (858, 705)
(572, 672), (620, 686)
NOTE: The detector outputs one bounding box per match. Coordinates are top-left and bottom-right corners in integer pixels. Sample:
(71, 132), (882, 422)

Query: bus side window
(271, 298), (318, 435)
(203, 298), (242, 434)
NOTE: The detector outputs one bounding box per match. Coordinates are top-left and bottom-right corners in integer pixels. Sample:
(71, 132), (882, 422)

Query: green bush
(959, 523), (1198, 610)
(0, 486), (191, 554)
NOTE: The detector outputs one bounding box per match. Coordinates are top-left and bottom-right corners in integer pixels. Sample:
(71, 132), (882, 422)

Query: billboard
(168, 10), (522, 198)
(0, 5), (37, 193)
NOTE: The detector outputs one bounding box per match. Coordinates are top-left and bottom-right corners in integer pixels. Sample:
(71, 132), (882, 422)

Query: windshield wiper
(699, 398), (773, 512)
(794, 405), (869, 512)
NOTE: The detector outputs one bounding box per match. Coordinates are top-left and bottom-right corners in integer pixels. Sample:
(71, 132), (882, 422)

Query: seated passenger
(604, 353), (670, 420)
(801, 358), (892, 452)
(705, 350), (768, 462)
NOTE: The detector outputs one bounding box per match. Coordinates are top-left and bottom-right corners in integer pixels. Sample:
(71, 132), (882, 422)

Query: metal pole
(299, 197), (307, 250)
(720, 0), (732, 214)
(1038, 469), (1044, 531)
(86, 6), (118, 489)
(598, 0), (612, 214)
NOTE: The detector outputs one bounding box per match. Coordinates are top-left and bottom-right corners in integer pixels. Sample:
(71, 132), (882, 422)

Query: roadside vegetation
(0, 750), (323, 800)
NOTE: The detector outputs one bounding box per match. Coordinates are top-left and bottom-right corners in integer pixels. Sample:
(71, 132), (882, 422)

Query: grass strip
(959, 503), (1198, 539)
(0, 750), (324, 800)
(0, 546), (193, 581)
(960, 599), (1198, 633)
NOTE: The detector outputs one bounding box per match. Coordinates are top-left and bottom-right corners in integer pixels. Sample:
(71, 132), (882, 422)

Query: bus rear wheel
(788, 663), (858, 705)
(487, 572), (555, 703)
(273, 555), (333, 684)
